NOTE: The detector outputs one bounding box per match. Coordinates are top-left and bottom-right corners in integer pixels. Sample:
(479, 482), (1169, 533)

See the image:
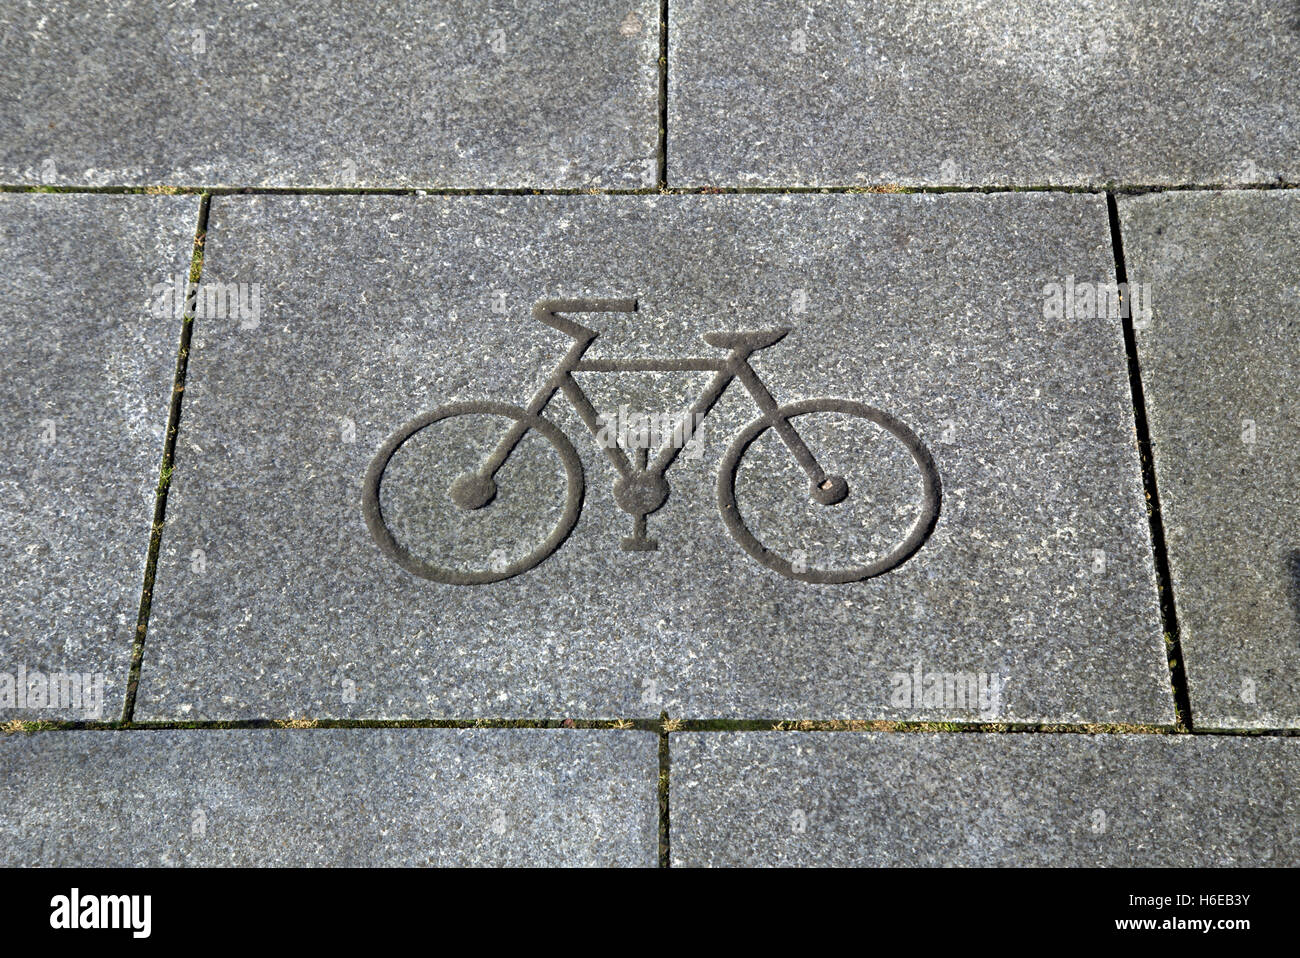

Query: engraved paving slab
(1119, 190), (1300, 728)
(0, 194), (198, 721)
(0, 729), (660, 866)
(0, 0), (660, 189)
(672, 732), (1300, 866)
(669, 0), (1300, 188)
(138, 192), (1168, 723)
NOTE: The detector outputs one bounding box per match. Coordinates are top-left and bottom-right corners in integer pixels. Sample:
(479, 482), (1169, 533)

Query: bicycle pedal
(621, 536), (659, 552)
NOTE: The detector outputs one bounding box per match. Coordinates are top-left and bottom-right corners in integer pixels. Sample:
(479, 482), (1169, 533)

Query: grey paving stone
(0, 194), (198, 721)
(0, 728), (658, 865)
(672, 731), (1300, 866)
(1119, 190), (1300, 729)
(669, 0), (1300, 188)
(138, 191), (1167, 723)
(0, 0), (659, 188)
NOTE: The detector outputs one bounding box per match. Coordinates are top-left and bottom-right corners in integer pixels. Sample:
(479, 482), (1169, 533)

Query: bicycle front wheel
(718, 398), (940, 584)
(363, 401), (583, 584)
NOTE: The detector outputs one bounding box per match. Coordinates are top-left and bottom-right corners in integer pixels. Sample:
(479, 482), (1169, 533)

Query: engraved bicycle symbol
(363, 299), (941, 584)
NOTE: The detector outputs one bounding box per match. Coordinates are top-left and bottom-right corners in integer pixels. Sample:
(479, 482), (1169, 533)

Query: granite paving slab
(0, 194), (198, 721)
(669, 0), (1300, 187)
(0, 728), (659, 866)
(0, 0), (660, 188)
(1119, 190), (1300, 728)
(137, 191), (1168, 722)
(672, 731), (1300, 866)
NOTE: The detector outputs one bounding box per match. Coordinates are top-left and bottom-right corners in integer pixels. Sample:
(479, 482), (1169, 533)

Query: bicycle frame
(364, 297), (940, 582)
(474, 299), (835, 499)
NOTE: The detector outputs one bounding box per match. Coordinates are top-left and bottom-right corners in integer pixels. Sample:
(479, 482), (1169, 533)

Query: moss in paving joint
(1192, 725), (1300, 737)
(772, 719), (891, 731)
(5, 717), (1297, 736)
(3, 720), (64, 734)
(657, 707), (671, 866)
(122, 193), (211, 723)
(0, 181), (1295, 198)
(745, 719), (1182, 734)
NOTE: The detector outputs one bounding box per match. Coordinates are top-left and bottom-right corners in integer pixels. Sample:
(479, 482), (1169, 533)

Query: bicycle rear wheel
(363, 401), (583, 584)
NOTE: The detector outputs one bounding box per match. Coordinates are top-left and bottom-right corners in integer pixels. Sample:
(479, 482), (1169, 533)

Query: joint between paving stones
(4, 719), (1299, 737)
(658, 710), (671, 867)
(121, 193), (212, 724)
(657, 0), (669, 189)
(2, 182), (1298, 198)
(1106, 192), (1194, 731)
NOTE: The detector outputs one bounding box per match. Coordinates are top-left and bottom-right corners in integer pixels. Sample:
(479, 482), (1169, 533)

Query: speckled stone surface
(138, 191), (1167, 723)
(0, 0), (659, 188)
(672, 732), (1300, 866)
(0, 729), (659, 865)
(1119, 191), (1300, 729)
(669, 0), (1300, 187)
(0, 194), (197, 720)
